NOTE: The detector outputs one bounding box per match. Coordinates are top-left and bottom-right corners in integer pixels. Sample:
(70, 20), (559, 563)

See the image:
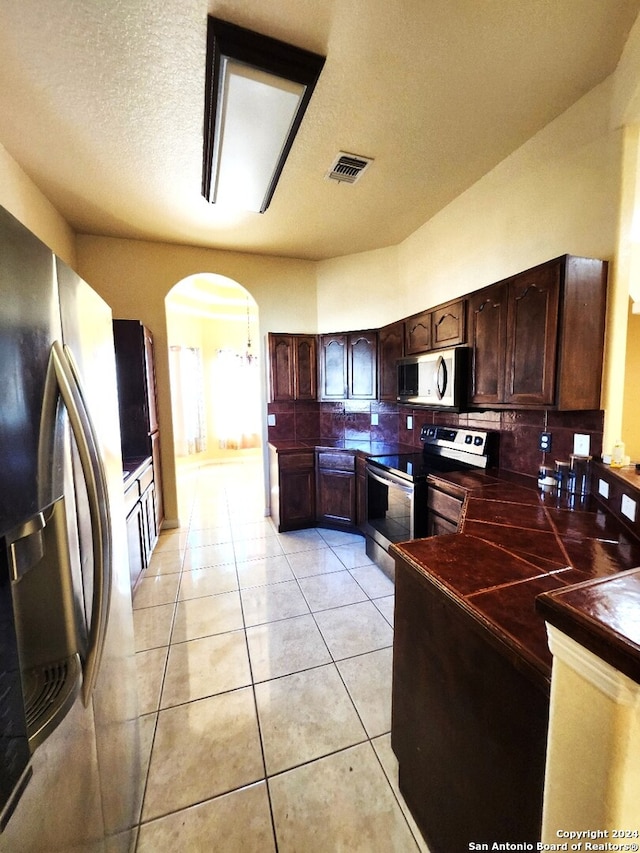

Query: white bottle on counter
(611, 439), (625, 467)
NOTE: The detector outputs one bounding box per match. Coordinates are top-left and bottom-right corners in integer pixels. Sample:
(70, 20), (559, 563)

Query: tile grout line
(133, 467), (198, 850)
(133, 462), (408, 849)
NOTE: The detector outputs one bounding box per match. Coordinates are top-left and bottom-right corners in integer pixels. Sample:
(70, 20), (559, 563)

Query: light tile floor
(131, 459), (429, 852)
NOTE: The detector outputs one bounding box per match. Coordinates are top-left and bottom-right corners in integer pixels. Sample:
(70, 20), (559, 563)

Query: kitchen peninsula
(391, 465), (640, 851)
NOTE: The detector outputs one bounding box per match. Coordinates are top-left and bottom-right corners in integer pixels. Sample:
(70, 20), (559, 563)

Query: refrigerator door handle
(50, 341), (112, 706)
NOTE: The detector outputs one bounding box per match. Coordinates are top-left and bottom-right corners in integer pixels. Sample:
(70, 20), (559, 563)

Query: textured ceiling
(0, 0), (638, 261)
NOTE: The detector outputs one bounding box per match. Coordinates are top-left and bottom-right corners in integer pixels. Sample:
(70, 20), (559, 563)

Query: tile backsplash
(266, 400), (604, 479)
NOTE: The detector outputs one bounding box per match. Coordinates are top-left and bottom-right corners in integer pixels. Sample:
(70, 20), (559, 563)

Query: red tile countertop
(391, 469), (640, 693)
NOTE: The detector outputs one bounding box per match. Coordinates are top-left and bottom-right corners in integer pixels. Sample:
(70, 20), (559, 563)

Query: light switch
(573, 433), (590, 456)
(267, 414), (276, 426)
(598, 479), (609, 498)
(371, 413), (379, 426)
(406, 416), (413, 430)
(622, 494), (637, 521)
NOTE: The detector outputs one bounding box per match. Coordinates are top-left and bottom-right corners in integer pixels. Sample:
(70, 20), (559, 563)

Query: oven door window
(367, 467), (413, 543)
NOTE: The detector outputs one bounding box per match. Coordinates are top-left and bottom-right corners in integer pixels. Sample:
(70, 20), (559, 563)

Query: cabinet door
(280, 468), (315, 530)
(431, 299), (466, 349)
(126, 505), (145, 590)
(271, 450), (316, 532)
(468, 282), (507, 406)
(319, 334), (348, 400)
(269, 334), (295, 402)
(505, 261), (560, 406)
(404, 310), (431, 355)
(348, 332), (377, 400)
(378, 321), (404, 402)
(316, 469), (356, 527)
(293, 335), (317, 401)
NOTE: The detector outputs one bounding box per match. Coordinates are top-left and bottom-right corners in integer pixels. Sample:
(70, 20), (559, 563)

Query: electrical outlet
(622, 494), (637, 521)
(371, 413), (379, 426)
(267, 414), (276, 426)
(573, 433), (590, 456)
(406, 416), (413, 430)
(598, 478), (609, 499)
(539, 431), (552, 452)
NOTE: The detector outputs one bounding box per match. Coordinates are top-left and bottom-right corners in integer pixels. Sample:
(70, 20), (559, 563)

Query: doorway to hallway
(165, 273), (264, 519)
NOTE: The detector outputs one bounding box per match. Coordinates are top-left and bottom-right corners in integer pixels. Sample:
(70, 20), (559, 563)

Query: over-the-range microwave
(396, 346), (468, 408)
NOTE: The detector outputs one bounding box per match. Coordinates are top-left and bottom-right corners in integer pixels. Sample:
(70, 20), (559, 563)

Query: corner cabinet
(468, 255), (607, 410)
(315, 450), (356, 529)
(318, 331), (378, 401)
(268, 333), (317, 402)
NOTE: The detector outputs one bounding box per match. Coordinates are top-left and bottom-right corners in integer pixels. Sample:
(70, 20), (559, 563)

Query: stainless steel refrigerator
(0, 206), (141, 851)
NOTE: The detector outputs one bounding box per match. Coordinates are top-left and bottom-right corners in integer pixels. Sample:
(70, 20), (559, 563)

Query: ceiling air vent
(326, 152), (373, 184)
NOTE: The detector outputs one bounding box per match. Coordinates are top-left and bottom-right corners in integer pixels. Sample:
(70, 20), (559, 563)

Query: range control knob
(465, 435), (473, 445)
(474, 436), (484, 446)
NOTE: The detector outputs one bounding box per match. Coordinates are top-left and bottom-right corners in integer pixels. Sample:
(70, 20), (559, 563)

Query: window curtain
(169, 345), (207, 456)
(213, 348), (261, 449)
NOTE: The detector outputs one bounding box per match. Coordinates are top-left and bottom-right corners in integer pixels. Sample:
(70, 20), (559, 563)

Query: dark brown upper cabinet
(318, 331), (378, 401)
(468, 255), (607, 410)
(378, 320), (405, 401)
(504, 261), (560, 406)
(467, 282), (508, 406)
(431, 298), (466, 349)
(113, 320), (160, 460)
(404, 309), (431, 354)
(268, 333), (317, 402)
(404, 299), (466, 355)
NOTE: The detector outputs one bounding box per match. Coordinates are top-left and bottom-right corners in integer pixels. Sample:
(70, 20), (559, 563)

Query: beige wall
(314, 79), (620, 334)
(4, 22), (640, 506)
(75, 235), (318, 523)
(0, 142), (76, 265)
(622, 305), (640, 457)
(316, 245), (401, 332)
(399, 79), (620, 302)
(315, 81), (624, 456)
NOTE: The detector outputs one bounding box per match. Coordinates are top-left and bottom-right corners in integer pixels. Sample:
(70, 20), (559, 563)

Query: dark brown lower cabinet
(392, 554), (549, 852)
(125, 502), (145, 591)
(124, 458), (158, 589)
(315, 451), (356, 529)
(269, 446), (315, 532)
(426, 479), (464, 536)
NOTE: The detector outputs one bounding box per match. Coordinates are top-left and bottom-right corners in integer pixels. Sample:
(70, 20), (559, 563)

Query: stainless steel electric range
(362, 425), (494, 576)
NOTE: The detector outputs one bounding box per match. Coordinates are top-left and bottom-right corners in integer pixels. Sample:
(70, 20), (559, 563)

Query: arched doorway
(165, 273), (263, 482)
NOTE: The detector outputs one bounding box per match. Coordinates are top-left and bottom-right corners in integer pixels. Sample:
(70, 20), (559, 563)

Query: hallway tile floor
(131, 460), (429, 852)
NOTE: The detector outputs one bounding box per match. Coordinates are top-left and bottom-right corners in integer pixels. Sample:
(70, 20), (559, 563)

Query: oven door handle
(366, 464), (414, 494)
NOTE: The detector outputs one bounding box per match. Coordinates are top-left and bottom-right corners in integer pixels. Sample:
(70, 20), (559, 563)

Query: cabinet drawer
(124, 481), (140, 514)
(279, 452), (315, 471)
(316, 451), (355, 472)
(139, 464), (154, 492)
(428, 487), (464, 523)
